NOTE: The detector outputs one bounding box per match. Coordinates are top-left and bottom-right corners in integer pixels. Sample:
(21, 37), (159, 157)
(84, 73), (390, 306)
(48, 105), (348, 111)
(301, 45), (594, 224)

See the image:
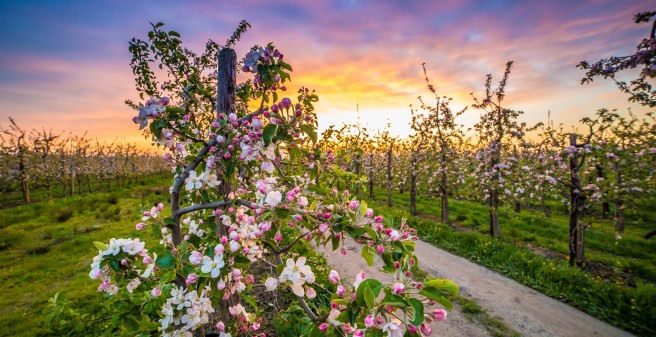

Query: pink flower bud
(319, 323), (328, 331)
(328, 270), (340, 283)
(121, 259), (128, 266)
(275, 232), (283, 241)
(421, 323), (432, 336)
(216, 321), (225, 331)
(150, 287), (162, 296)
(364, 315), (375, 328)
(376, 245), (385, 254)
(365, 208), (374, 217)
(432, 309), (448, 321)
(135, 223), (144, 230)
(336, 284), (346, 296)
(391, 282), (405, 294)
(408, 325), (418, 333)
(374, 216), (383, 223)
(142, 256), (152, 264)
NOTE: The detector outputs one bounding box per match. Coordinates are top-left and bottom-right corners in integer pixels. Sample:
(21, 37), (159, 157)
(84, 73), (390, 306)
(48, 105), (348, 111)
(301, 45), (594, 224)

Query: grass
(456, 296), (520, 337)
(0, 176), (170, 336)
(361, 188), (656, 336)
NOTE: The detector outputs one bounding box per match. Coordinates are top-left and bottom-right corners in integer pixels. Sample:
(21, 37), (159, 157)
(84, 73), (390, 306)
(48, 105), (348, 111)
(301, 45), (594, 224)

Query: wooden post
(214, 47), (239, 324)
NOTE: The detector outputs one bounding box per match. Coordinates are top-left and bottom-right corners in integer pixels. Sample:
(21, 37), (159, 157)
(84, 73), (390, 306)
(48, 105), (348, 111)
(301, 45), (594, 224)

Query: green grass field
(1, 180), (655, 336)
(363, 187), (656, 336)
(0, 176), (170, 336)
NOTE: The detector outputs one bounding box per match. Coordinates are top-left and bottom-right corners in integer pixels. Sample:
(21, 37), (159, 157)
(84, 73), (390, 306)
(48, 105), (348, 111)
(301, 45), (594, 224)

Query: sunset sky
(0, 0), (652, 147)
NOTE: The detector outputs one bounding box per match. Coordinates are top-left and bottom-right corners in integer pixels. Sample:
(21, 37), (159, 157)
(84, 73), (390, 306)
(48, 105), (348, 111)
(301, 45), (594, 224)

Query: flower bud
(391, 282), (405, 294)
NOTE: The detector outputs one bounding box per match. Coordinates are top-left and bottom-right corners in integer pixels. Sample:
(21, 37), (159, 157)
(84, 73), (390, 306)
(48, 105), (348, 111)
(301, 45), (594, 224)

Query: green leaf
(163, 217), (176, 226)
(93, 241), (107, 251)
(234, 255), (250, 264)
(331, 236), (340, 251)
(381, 293), (409, 307)
(156, 251), (176, 268)
(409, 298), (424, 326)
(168, 31), (180, 37)
(263, 124), (277, 147)
(272, 91), (278, 103)
(361, 246), (375, 267)
(160, 271), (176, 283)
(110, 260), (120, 272)
(419, 288), (453, 311)
(355, 279), (382, 306)
(299, 124), (317, 144)
(424, 278), (459, 298)
(279, 62), (293, 71)
(364, 285), (375, 308)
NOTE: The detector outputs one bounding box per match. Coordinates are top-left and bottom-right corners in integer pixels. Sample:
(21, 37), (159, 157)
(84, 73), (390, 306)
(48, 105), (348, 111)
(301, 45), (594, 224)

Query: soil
(317, 237), (635, 337)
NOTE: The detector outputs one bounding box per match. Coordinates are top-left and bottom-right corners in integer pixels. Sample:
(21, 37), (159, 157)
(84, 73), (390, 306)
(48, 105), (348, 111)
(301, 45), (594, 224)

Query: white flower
(261, 161), (275, 173)
(259, 142), (277, 161)
(201, 254), (225, 278)
(298, 196), (309, 208)
(185, 170), (203, 191)
(264, 277), (279, 291)
(126, 277), (141, 293)
(265, 190), (283, 207)
(382, 322), (402, 337)
(279, 257), (315, 297)
(123, 239), (145, 255)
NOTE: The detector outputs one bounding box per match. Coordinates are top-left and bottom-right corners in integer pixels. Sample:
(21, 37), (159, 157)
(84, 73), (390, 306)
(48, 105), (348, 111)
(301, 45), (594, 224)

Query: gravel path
(317, 237), (634, 337)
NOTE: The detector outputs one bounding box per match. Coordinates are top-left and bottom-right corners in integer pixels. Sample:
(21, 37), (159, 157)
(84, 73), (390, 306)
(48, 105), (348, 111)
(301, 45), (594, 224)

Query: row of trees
(321, 12), (656, 267)
(0, 118), (167, 205)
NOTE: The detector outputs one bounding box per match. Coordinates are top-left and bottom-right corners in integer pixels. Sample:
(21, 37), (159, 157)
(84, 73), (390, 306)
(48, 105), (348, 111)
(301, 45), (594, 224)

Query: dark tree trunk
(568, 134), (586, 267)
(387, 148), (392, 206)
(368, 154), (375, 200)
(440, 170), (449, 224)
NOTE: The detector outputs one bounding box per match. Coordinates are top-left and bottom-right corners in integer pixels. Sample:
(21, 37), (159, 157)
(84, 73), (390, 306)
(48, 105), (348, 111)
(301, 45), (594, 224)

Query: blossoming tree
(88, 22), (457, 337)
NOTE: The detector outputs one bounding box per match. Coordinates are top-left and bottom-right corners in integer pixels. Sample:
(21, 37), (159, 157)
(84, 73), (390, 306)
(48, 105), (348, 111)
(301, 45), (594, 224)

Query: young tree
(84, 22), (456, 337)
(471, 62), (528, 238)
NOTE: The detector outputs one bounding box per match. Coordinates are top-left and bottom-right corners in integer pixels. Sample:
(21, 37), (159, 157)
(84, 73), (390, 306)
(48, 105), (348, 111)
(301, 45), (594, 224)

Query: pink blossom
(150, 287), (161, 297)
(432, 309), (448, 321)
(391, 282), (405, 294)
(328, 270), (340, 283)
(364, 315), (375, 328)
(421, 323), (432, 336)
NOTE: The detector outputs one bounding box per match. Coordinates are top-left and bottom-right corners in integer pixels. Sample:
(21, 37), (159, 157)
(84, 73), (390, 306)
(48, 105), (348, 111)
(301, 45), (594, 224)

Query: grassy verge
(0, 177), (170, 336)
(362, 189), (656, 336)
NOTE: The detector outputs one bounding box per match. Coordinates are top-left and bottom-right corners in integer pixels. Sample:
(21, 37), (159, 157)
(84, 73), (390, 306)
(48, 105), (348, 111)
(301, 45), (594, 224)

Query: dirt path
(317, 237), (634, 337)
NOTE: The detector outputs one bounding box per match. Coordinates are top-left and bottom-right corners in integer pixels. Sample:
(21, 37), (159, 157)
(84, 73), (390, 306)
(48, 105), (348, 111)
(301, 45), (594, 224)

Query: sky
(0, 0), (653, 147)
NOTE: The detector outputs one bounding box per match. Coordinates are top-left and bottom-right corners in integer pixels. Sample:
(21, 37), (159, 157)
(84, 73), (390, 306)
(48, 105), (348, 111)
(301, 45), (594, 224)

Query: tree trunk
(410, 172), (417, 216)
(489, 189), (500, 238)
(387, 148), (393, 207)
(514, 201), (521, 213)
(541, 198), (551, 219)
(440, 171), (449, 224)
(355, 153), (361, 195)
(568, 134), (586, 267)
(18, 137), (30, 204)
(368, 154), (375, 200)
(615, 169), (625, 233)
